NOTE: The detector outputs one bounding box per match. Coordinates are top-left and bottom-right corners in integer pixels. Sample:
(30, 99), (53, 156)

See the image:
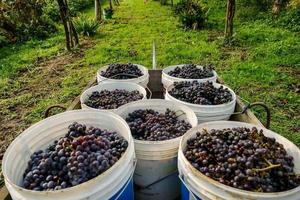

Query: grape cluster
(22, 122), (128, 191)
(85, 89), (143, 109)
(100, 63), (143, 79)
(184, 127), (300, 192)
(168, 64), (214, 79)
(126, 109), (192, 141)
(169, 81), (232, 105)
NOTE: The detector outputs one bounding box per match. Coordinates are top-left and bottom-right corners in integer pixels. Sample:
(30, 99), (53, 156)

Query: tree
(272, 0), (284, 15)
(56, 0), (79, 50)
(0, 0), (56, 42)
(225, 0), (235, 39)
(109, 0), (113, 9)
(95, 0), (102, 21)
(0, 4), (17, 42)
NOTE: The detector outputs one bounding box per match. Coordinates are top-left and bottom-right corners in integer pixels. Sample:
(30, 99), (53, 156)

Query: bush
(74, 15), (100, 36)
(16, 16), (57, 41)
(2, 0), (57, 41)
(0, 33), (9, 48)
(43, 0), (61, 22)
(43, 0), (94, 22)
(104, 7), (114, 19)
(237, 0), (289, 21)
(174, 0), (208, 30)
(276, 5), (300, 32)
(236, 0), (271, 21)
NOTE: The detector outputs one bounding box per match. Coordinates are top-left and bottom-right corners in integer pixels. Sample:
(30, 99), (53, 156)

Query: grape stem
(288, 173), (300, 176)
(252, 158), (281, 172)
(175, 110), (185, 117)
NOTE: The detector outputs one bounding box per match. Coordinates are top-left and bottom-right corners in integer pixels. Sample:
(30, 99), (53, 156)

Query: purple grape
(184, 127), (300, 192)
(22, 122), (128, 191)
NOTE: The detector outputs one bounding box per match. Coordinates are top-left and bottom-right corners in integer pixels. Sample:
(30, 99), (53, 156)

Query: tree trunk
(95, 0), (102, 21)
(64, 0), (78, 46)
(272, 0), (283, 16)
(57, 0), (71, 50)
(56, 0), (79, 50)
(70, 21), (79, 45)
(225, 0), (235, 39)
(109, 0), (113, 9)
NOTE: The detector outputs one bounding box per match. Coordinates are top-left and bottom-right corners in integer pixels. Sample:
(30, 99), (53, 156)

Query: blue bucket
(111, 177), (134, 200)
(180, 175), (201, 200)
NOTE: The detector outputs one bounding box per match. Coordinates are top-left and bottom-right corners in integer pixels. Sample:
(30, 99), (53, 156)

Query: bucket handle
(178, 174), (198, 200)
(113, 158), (137, 200)
(99, 73), (152, 99)
(135, 170), (178, 191)
(44, 105), (67, 118)
(187, 101), (271, 129)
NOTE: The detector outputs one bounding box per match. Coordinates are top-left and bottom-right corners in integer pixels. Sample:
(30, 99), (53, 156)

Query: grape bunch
(100, 63), (143, 79)
(85, 89), (143, 109)
(184, 127), (300, 192)
(22, 122), (128, 191)
(169, 81), (233, 105)
(168, 64), (214, 79)
(126, 109), (192, 141)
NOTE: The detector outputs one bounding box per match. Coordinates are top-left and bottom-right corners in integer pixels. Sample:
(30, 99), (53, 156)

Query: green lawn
(0, 0), (299, 163)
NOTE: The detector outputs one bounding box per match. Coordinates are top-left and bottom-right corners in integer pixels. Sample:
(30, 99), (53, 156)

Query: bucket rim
(133, 134), (182, 145)
(179, 121), (300, 197)
(162, 64), (217, 82)
(116, 99), (198, 145)
(166, 81), (236, 108)
(80, 82), (147, 111)
(97, 64), (149, 82)
(2, 110), (135, 195)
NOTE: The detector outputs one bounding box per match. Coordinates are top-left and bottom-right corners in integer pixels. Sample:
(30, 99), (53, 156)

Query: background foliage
(174, 0), (208, 29)
(0, 0), (93, 44)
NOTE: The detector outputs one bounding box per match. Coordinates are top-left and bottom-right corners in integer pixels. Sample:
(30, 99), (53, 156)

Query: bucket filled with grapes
(2, 110), (135, 200)
(116, 99), (198, 200)
(162, 64), (217, 89)
(166, 80), (236, 123)
(178, 121), (300, 200)
(97, 63), (149, 87)
(80, 82), (147, 111)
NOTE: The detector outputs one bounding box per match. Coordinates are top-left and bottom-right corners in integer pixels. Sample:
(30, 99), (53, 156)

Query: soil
(0, 40), (95, 164)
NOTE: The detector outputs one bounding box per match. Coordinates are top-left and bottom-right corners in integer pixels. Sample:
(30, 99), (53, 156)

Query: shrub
(236, 0), (289, 21)
(43, 0), (61, 22)
(16, 16), (57, 41)
(43, 0), (94, 22)
(174, 0), (209, 30)
(1, 0), (57, 42)
(74, 15), (100, 37)
(104, 7), (114, 19)
(0, 33), (9, 48)
(276, 5), (300, 32)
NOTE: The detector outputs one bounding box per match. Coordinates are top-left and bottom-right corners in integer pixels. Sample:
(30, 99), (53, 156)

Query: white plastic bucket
(178, 121), (300, 200)
(162, 64), (218, 89)
(116, 99), (198, 200)
(80, 82), (147, 112)
(165, 81), (236, 123)
(97, 64), (149, 88)
(2, 110), (136, 200)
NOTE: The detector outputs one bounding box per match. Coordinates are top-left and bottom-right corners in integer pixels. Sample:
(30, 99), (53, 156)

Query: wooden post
(225, 0), (235, 39)
(95, 0), (102, 21)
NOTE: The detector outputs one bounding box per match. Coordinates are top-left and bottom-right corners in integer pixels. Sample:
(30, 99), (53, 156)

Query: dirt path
(0, 40), (94, 161)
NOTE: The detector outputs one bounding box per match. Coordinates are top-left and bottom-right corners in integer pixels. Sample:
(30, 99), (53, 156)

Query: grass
(0, 28), (65, 88)
(0, 0), (299, 173)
